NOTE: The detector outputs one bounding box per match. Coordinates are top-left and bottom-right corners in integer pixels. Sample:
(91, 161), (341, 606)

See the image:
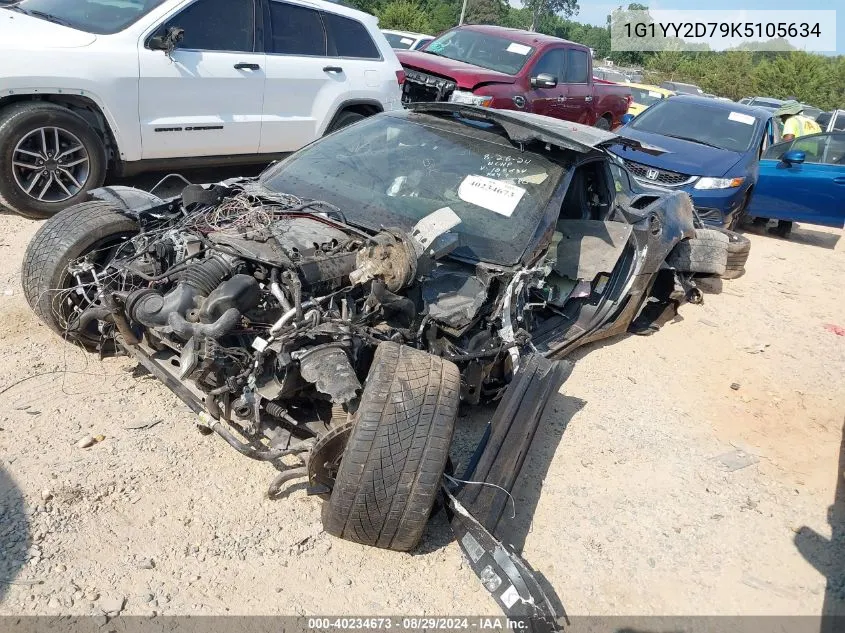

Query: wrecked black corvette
(22, 104), (741, 625)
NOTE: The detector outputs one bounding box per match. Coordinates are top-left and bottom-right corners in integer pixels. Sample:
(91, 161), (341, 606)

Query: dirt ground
(0, 190), (843, 618)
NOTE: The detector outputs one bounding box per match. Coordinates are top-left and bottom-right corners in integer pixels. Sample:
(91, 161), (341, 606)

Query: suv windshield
(629, 99), (760, 153)
(8, 0), (169, 34)
(383, 32), (415, 49)
(424, 30), (535, 75)
(260, 112), (563, 266)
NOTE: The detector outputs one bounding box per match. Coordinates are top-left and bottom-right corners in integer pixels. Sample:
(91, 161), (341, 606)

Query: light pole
(459, 0), (468, 24)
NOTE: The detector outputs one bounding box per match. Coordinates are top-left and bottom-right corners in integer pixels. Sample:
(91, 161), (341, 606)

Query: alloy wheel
(12, 126), (90, 203)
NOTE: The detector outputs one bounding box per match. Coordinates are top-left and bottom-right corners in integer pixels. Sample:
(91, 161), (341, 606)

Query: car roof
(667, 94), (771, 118)
(450, 24), (583, 49)
(382, 29), (430, 39)
(627, 83), (674, 95)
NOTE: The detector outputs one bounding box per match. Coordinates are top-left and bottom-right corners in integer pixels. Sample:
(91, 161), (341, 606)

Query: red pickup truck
(397, 25), (632, 130)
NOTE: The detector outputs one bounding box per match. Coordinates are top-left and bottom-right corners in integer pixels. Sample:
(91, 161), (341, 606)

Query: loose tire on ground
(0, 103), (107, 219)
(716, 229), (751, 279)
(666, 228), (729, 276)
(22, 201), (138, 347)
(322, 342), (460, 551)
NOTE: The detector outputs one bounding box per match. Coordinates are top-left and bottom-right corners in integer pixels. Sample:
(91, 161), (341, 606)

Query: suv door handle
(584, 95), (593, 102)
(323, 66), (344, 73)
(557, 96), (567, 102)
(234, 63), (260, 70)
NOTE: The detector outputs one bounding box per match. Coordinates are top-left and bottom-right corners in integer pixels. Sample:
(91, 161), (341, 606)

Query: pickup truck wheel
(594, 115), (612, 131)
(322, 342), (459, 551)
(666, 228), (729, 276)
(0, 103), (107, 219)
(326, 111), (366, 134)
(22, 201), (138, 348)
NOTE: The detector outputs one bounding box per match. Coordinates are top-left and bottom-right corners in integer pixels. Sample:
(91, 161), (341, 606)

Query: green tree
(521, 0), (578, 32)
(376, 0), (431, 32)
(464, 0), (507, 25)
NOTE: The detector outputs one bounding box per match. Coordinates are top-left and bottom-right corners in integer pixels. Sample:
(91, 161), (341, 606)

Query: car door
(260, 2), (384, 153)
(748, 133), (845, 228)
(526, 48), (566, 118)
(560, 48), (592, 124)
(138, 0), (265, 160)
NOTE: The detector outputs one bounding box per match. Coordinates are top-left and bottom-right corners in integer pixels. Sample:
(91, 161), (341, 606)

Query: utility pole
(459, 0), (468, 25)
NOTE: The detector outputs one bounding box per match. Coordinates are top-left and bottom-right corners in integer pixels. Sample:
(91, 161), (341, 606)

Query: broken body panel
(48, 106), (700, 626)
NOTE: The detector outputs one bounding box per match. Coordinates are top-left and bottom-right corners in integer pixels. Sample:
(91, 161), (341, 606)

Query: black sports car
(22, 104), (746, 626)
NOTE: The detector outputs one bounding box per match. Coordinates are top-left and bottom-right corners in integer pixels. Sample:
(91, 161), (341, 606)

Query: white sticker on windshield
(648, 90), (662, 98)
(728, 111), (755, 125)
(400, 37), (414, 45)
(458, 175), (526, 217)
(506, 43), (532, 55)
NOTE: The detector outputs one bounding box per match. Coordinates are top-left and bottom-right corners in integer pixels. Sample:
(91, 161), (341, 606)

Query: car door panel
(527, 48), (566, 119)
(138, 0), (265, 160)
(561, 48), (592, 124)
(749, 159), (845, 228)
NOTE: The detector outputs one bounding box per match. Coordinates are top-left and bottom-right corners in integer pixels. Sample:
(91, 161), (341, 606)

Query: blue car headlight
(693, 177), (745, 190)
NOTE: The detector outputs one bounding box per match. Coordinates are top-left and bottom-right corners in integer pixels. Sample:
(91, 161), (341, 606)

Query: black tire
(0, 103), (107, 219)
(594, 115), (612, 131)
(21, 201), (138, 347)
(716, 229), (751, 279)
(666, 228), (729, 276)
(325, 111), (366, 135)
(322, 341), (459, 551)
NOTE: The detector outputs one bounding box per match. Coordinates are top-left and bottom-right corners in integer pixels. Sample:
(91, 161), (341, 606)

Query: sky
(507, 1), (843, 54)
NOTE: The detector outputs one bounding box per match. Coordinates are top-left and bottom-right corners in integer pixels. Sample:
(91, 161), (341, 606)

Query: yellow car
(626, 84), (675, 116)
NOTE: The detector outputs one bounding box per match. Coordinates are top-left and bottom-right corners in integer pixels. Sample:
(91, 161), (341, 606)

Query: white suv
(0, 0), (403, 218)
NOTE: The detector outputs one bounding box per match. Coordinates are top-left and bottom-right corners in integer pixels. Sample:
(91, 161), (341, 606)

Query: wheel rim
(12, 126), (90, 203)
(55, 234), (137, 344)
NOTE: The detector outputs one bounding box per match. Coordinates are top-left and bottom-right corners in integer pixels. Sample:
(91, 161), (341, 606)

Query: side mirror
(530, 73), (558, 89)
(620, 113), (635, 125)
(781, 149), (805, 165)
(149, 26), (185, 54)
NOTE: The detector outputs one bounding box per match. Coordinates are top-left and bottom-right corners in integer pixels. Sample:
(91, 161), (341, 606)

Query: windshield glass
(630, 87), (664, 105)
(751, 98), (783, 110)
(260, 112), (563, 266)
(424, 30), (535, 75)
(629, 99), (760, 153)
(9, 0), (169, 34)
(383, 32), (415, 50)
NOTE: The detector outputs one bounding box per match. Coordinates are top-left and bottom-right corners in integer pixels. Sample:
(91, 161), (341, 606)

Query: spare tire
(322, 342), (460, 551)
(666, 228), (728, 276)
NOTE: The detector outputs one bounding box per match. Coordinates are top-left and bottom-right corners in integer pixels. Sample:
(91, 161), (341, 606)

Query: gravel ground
(0, 192), (842, 618)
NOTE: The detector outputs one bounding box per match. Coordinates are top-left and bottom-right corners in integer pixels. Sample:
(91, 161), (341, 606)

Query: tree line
(358, 0), (845, 111)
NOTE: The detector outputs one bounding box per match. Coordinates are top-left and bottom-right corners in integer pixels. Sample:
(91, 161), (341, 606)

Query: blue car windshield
(260, 112), (563, 266)
(629, 100), (760, 153)
(6, 0), (169, 34)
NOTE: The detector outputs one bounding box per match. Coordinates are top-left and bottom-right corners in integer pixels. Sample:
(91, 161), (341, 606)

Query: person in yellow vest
(777, 101), (822, 142)
(768, 101), (823, 238)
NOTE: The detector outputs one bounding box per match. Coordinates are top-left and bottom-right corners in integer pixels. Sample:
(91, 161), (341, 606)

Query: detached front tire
(0, 103), (107, 219)
(323, 342), (460, 551)
(22, 201), (138, 347)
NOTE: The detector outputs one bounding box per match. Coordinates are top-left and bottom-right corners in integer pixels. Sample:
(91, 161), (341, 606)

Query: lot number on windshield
(458, 175), (526, 217)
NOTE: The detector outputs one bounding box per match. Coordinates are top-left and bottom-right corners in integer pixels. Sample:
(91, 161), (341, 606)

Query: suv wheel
(325, 110), (366, 135)
(0, 103), (107, 219)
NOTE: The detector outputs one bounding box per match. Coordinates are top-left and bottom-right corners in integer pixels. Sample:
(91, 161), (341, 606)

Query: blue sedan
(745, 132), (845, 229)
(607, 96), (780, 228)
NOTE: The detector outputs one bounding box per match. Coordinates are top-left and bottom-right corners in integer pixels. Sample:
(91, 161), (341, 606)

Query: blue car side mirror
(621, 113), (635, 125)
(782, 149), (805, 165)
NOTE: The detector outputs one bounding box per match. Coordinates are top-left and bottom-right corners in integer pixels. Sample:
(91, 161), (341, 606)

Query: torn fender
(447, 353), (572, 628)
